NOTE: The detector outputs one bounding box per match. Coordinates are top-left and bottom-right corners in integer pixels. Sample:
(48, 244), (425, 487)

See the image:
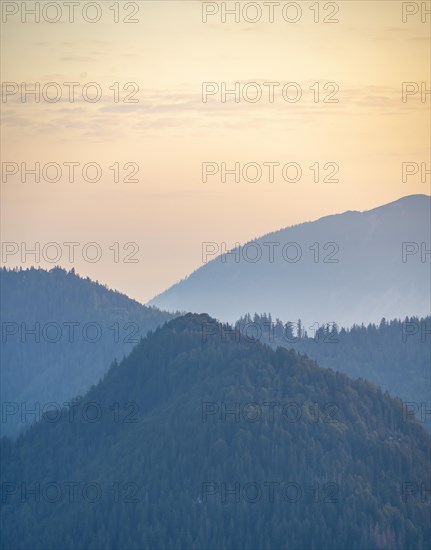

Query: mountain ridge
(148, 195), (431, 327)
(0, 266), (177, 438)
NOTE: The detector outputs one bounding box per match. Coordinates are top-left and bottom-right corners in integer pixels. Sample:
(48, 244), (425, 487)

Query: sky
(1, 0), (430, 303)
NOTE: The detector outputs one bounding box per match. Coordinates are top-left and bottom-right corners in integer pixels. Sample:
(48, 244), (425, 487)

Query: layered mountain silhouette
(1, 314), (430, 549)
(0, 267), (176, 438)
(148, 195), (431, 327)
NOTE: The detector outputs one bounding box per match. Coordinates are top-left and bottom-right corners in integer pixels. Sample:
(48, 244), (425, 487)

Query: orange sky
(1, 0), (430, 302)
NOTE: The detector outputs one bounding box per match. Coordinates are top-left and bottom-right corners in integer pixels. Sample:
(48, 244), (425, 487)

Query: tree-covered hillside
(235, 314), (431, 430)
(0, 267), (177, 438)
(1, 314), (429, 549)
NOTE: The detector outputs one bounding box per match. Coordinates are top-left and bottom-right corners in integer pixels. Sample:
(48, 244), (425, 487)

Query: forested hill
(235, 314), (431, 430)
(1, 314), (430, 550)
(0, 267), (177, 438)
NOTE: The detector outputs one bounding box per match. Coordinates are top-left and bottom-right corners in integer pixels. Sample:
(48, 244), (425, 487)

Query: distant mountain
(148, 195), (431, 327)
(235, 313), (431, 430)
(0, 267), (177, 438)
(1, 314), (429, 549)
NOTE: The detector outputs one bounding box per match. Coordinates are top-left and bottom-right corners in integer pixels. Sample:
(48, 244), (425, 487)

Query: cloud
(2, 82), (427, 141)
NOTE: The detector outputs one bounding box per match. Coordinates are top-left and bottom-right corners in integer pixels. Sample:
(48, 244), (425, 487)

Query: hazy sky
(1, 0), (430, 303)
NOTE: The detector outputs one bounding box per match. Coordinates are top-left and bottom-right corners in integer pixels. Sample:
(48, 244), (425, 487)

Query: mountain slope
(0, 266), (177, 438)
(148, 195), (431, 326)
(1, 314), (430, 550)
(235, 313), (431, 430)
